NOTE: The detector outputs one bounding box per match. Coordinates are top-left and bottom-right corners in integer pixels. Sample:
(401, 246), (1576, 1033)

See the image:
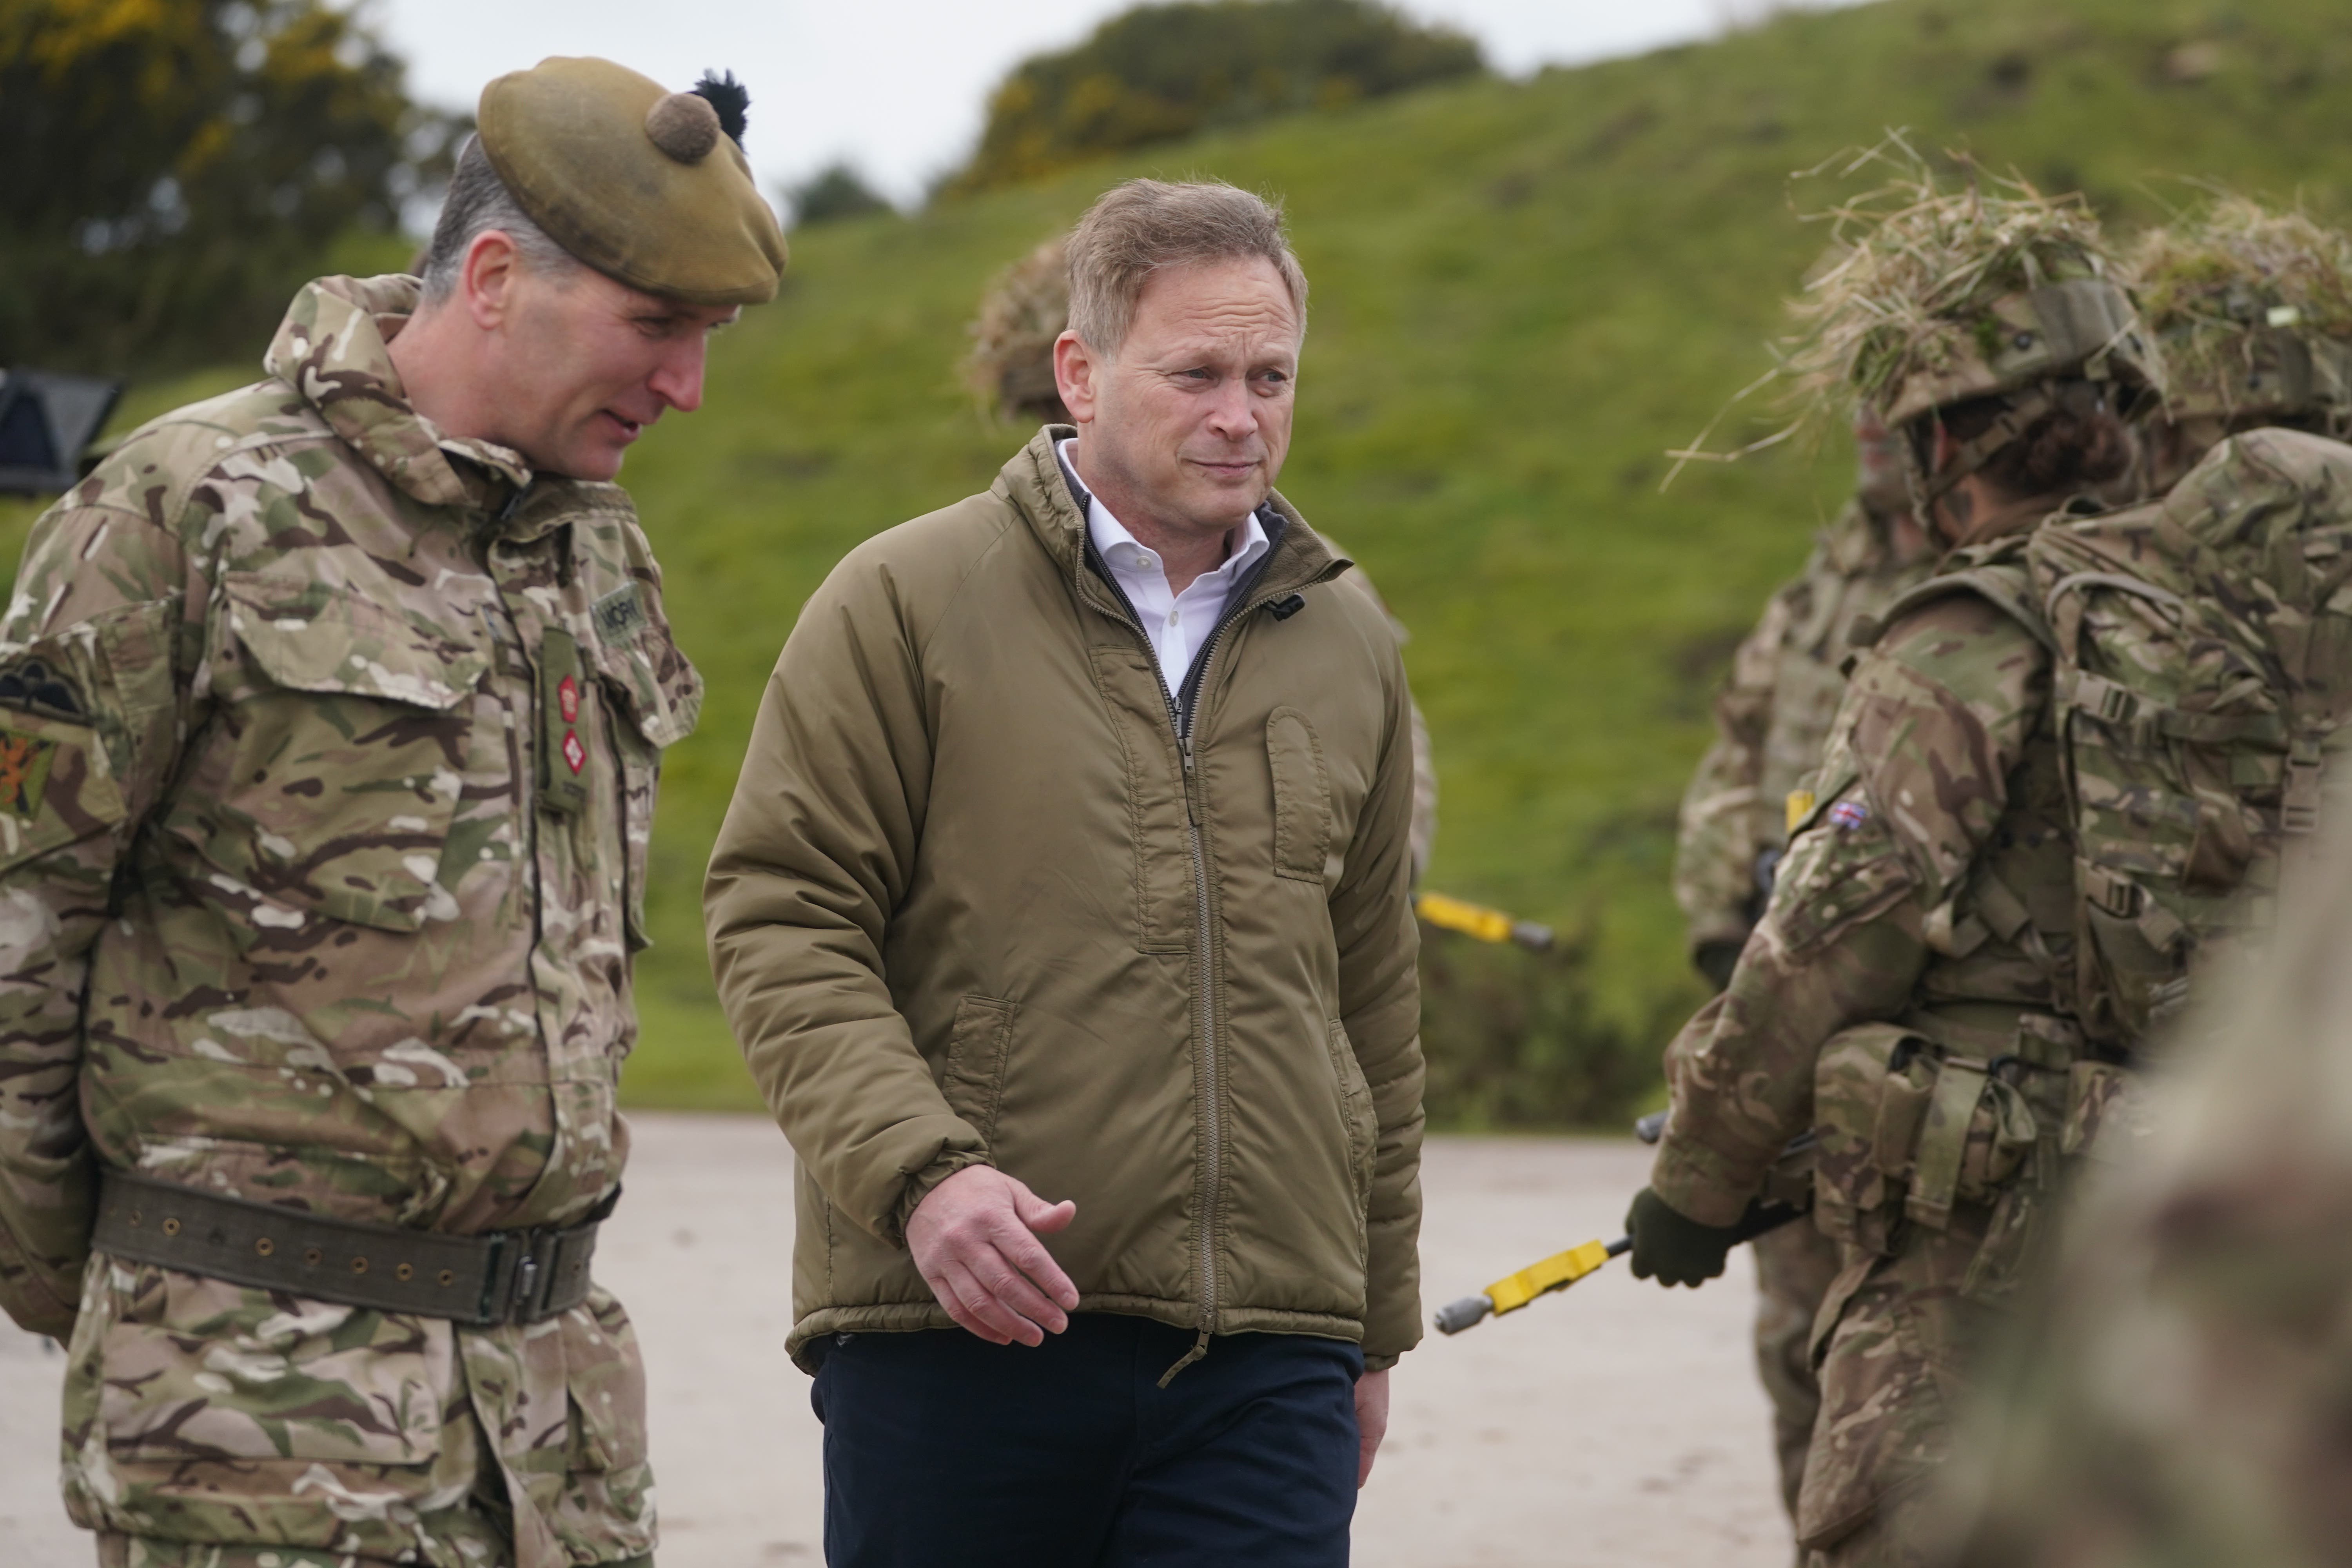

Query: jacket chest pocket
(1268, 707), (1332, 884)
(590, 609), (701, 952)
(184, 575), (489, 935)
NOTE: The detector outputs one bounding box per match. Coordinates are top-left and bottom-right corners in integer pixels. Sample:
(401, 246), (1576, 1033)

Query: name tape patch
(593, 583), (647, 644)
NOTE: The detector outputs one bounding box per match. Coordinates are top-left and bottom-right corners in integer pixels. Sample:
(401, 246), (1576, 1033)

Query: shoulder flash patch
(0, 730), (58, 818)
(0, 658), (83, 721)
(593, 583), (647, 644)
(1829, 799), (1870, 831)
(1785, 789), (1817, 835)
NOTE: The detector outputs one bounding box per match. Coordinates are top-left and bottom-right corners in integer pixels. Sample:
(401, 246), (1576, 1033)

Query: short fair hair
(1065, 179), (1308, 356)
(418, 135), (583, 303)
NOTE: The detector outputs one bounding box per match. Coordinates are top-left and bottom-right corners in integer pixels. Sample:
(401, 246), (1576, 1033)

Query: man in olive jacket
(706, 179), (1423, 1565)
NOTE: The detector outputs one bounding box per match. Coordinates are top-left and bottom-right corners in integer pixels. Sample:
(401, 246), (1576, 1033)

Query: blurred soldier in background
(1624, 167), (2161, 1567)
(1674, 410), (1931, 992)
(967, 235), (1442, 877)
(1939, 825), (2352, 1568)
(1671, 404), (1935, 1539)
(968, 238), (1077, 426)
(0, 58), (784, 1568)
(2125, 197), (2352, 491)
(1936, 198), (2352, 1568)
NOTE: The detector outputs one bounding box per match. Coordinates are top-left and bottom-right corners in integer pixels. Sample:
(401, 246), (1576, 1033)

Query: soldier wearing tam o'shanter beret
(0, 54), (782, 1568)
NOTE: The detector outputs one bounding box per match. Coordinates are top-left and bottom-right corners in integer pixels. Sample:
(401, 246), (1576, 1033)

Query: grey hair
(1065, 179), (1307, 356)
(418, 134), (582, 303)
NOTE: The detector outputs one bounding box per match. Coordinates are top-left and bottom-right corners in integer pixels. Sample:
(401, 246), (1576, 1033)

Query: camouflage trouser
(1752, 1217), (1844, 1521)
(63, 1255), (656, 1568)
(96, 1541), (655, 1568)
(1796, 1216), (1996, 1568)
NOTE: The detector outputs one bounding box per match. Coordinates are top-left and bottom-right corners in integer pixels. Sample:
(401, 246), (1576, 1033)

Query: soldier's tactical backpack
(2022, 427), (2352, 1047)
(1806, 428), (2352, 1307)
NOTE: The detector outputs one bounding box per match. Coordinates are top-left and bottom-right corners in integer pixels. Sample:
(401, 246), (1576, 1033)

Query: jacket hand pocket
(1326, 1019), (1376, 1209)
(942, 996), (1017, 1148)
(182, 575), (488, 936)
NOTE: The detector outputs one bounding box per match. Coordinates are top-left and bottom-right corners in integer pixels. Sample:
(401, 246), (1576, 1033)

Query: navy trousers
(810, 1314), (1364, 1567)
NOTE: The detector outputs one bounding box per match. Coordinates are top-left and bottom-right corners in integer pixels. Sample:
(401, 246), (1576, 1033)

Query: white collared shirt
(1059, 438), (1270, 699)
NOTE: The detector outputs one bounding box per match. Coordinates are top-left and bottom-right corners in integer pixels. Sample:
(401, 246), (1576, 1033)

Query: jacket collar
(265, 274), (534, 515)
(1002, 425), (1348, 608)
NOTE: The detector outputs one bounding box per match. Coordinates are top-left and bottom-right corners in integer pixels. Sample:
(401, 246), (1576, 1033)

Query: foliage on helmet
(2126, 196), (2352, 419)
(1779, 139), (2134, 432)
(963, 238), (1072, 423)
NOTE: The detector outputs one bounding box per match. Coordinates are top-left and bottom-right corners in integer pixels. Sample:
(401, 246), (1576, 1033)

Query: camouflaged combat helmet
(1785, 152), (2160, 505)
(2127, 197), (2352, 439)
(965, 238), (1072, 425)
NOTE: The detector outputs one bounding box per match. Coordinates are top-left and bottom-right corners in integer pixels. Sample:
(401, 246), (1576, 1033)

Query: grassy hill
(8, 0), (2352, 1116)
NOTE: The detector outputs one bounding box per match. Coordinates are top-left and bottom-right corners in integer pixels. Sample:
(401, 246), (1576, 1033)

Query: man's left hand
(1354, 1368), (1389, 1488)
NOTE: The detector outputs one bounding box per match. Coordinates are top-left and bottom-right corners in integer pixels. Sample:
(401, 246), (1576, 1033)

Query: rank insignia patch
(0, 730), (59, 818)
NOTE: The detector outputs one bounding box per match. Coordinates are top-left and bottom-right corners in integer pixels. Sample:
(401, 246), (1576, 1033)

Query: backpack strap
(1856, 556), (2057, 657)
(2051, 666), (2292, 749)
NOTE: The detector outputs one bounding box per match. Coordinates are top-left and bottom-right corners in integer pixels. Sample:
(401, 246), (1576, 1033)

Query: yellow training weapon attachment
(1431, 1236), (1630, 1335)
(1414, 891), (1554, 952)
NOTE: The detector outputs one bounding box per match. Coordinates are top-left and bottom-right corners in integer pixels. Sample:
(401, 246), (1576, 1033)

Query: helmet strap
(1911, 384), (2061, 510)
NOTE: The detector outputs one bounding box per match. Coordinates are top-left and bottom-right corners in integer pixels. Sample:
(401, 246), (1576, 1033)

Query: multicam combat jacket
(1672, 495), (1936, 963)
(0, 275), (696, 1565)
(1653, 500), (2081, 1233)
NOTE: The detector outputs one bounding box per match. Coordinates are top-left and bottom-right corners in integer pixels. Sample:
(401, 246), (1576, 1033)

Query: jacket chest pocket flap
(203, 574), (489, 933)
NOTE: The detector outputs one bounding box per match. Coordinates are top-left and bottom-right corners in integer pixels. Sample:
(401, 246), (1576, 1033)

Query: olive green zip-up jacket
(706, 427), (1425, 1371)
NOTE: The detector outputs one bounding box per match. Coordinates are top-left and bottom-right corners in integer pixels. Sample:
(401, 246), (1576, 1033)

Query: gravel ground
(0, 1119), (1788, 1567)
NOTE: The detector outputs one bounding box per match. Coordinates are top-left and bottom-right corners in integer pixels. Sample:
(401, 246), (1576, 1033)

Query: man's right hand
(906, 1165), (1080, 1346)
(1624, 1186), (1741, 1288)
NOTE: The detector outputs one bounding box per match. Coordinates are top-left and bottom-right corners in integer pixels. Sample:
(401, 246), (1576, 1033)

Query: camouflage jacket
(0, 275), (695, 1563)
(1673, 495), (1936, 956)
(1654, 506), (2076, 1229)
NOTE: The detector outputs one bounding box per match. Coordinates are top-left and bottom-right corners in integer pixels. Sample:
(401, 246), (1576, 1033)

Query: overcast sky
(373, 0), (1867, 208)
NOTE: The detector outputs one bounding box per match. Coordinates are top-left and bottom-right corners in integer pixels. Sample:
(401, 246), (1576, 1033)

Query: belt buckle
(486, 1227), (559, 1325)
(514, 1228), (559, 1323)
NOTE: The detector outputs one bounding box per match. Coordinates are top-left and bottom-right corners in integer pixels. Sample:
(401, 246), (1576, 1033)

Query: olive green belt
(93, 1169), (609, 1326)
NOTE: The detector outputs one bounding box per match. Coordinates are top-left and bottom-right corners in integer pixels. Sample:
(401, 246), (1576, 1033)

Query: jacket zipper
(1080, 527), (1288, 1384)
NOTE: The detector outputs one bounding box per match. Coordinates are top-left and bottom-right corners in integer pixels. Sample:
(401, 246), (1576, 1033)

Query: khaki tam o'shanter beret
(478, 56), (788, 307)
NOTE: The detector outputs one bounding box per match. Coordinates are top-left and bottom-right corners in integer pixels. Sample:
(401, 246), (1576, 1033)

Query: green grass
(12, 0), (2352, 1116)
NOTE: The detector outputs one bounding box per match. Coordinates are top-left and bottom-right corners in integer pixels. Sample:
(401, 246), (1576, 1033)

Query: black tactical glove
(1691, 938), (1744, 993)
(1624, 1187), (1741, 1288)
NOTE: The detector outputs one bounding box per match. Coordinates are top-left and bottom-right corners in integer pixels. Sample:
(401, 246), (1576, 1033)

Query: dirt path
(0, 1120), (1789, 1566)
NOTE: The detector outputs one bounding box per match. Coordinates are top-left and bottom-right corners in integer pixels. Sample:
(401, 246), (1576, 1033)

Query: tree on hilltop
(941, 0), (1485, 197)
(0, 0), (461, 372)
(787, 163), (895, 228)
